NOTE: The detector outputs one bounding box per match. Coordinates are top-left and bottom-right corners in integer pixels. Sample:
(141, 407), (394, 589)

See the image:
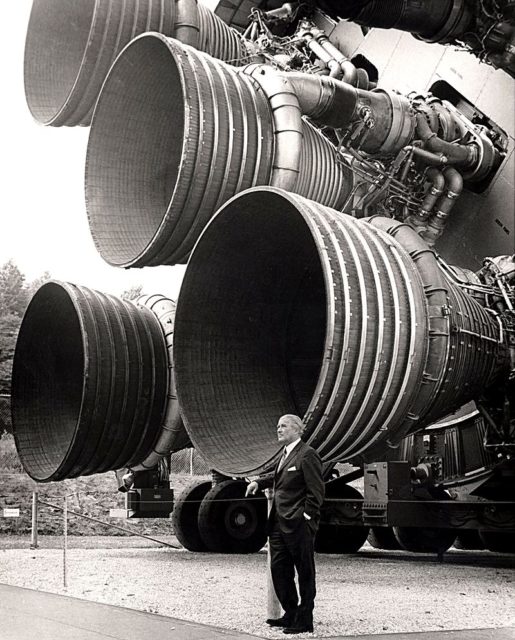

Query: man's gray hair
(279, 414), (305, 433)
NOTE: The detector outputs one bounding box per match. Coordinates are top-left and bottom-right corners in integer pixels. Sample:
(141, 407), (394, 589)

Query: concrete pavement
(1, 584), (513, 640)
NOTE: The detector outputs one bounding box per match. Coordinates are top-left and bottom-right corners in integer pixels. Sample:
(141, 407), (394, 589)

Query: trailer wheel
(198, 480), (267, 553)
(172, 480), (212, 551)
(315, 480), (369, 553)
(479, 530), (515, 553)
(367, 526), (401, 550)
(453, 530), (485, 550)
(393, 526), (456, 554)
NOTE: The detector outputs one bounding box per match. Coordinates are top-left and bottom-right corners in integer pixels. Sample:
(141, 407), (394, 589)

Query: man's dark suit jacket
(257, 440), (325, 535)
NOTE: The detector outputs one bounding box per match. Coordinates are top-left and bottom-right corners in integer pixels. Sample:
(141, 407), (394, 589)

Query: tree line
(0, 261), (51, 396)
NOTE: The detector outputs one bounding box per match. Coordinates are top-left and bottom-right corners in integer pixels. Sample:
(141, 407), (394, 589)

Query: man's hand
(245, 481), (259, 496)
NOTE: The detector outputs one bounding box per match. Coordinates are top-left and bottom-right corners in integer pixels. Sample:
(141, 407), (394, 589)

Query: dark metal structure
(216, 0), (515, 78)
(310, 0), (515, 79)
(12, 282), (188, 481)
(13, 0), (515, 555)
(173, 187), (511, 473)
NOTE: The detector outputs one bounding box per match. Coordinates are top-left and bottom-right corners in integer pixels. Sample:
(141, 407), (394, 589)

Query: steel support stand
(30, 491), (38, 549)
(63, 495), (68, 590)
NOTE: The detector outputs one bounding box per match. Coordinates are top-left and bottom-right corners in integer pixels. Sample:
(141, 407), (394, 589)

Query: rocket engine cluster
(13, 0), (514, 530)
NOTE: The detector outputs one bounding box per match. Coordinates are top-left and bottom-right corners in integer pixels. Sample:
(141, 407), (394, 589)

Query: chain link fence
(0, 394), (12, 435)
(169, 447), (211, 476)
(0, 395), (22, 473)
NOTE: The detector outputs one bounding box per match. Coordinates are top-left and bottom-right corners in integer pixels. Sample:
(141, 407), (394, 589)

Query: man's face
(277, 420), (301, 445)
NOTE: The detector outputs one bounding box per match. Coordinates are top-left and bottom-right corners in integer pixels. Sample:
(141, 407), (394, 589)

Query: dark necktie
(278, 447), (288, 470)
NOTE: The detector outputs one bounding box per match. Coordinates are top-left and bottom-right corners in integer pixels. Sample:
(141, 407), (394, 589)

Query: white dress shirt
(283, 438), (301, 459)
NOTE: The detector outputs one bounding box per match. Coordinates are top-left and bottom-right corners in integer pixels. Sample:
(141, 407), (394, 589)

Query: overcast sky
(0, 2), (186, 300)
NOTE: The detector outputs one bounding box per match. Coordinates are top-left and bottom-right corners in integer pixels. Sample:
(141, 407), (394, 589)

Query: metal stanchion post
(30, 491), (39, 549)
(265, 488), (281, 620)
(63, 495), (68, 589)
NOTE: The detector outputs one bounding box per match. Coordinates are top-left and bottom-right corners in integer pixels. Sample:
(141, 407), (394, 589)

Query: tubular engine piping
(415, 112), (477, 170)
(132, 294), (190, 471)
(174, 0), (201, 47)
(242, 68), (489, 241)
(243, 65), (303, 192)
(405, 167), (446, 231)
(365, 216), (451, 427)
(270, 71), (415, 154)
(298, 24), (358, 85)
(421, 166), (464, 247)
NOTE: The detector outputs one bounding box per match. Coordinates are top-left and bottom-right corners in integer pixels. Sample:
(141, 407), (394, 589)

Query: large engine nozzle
(318, 0), (472, 43)
(24, 0), (244, 126)
(173, 187), (510, 477)
(314, 0), (514, 78)
(11, 282), (187, 482)
(85, 35), (351, 268)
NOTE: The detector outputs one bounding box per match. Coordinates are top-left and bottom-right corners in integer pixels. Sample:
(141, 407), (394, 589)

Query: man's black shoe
(266, 615), (293, 627)
(283, 623), (314, 634)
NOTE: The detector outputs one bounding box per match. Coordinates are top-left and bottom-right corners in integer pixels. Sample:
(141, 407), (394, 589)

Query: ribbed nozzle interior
(12, 283), (84, 481)
(174, 187), (428, 476)
(12, 281), (169, 482)
(86, 35), (275, 268)
(86, 35), (185, 266)
(24, 0), (97, 125)
(174, 190), (327, 476)
(175, 188), (510, 477)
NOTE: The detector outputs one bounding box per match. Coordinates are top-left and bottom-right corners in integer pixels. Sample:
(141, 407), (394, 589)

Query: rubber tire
(453, 530), (485, 550)
(393, 526), (456, 553)
(479, 530), (515, 553)
(367, 526), (402, 550)
(315, 480), (369, 554)
(172, 480), (212, 551)
(198, 480), (267, 553)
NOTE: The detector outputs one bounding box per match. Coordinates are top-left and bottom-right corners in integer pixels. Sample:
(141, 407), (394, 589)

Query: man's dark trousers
(257, 439), (324, 628)
(269, 516), (316, 626)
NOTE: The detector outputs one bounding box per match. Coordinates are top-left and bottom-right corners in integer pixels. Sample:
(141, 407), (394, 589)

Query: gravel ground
(0, 536), (514, 638)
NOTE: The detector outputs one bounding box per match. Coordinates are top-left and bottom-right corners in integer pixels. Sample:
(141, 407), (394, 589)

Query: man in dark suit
(246, 414), (325, 634)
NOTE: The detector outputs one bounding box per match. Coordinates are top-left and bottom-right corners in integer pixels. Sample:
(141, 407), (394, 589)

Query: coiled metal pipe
(173, 187), (510, 477)
(24, 0), (244, 126)
(11, 282), (179, 482)
(86, 35), (351, 267)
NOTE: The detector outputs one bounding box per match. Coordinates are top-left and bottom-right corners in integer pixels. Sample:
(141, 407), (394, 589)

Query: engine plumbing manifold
(85, 37), (505, 269)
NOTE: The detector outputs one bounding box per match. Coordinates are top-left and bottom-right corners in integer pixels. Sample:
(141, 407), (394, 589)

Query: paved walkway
(1, 584), (513, 640)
